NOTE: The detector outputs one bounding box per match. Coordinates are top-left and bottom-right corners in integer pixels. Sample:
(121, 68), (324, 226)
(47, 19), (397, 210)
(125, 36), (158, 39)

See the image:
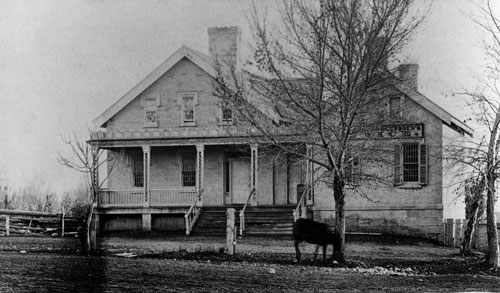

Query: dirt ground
(0, 233), (499, 292)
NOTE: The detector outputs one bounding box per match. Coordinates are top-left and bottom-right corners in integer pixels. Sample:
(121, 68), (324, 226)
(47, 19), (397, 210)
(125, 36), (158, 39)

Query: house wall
(312, 96), (445, 241)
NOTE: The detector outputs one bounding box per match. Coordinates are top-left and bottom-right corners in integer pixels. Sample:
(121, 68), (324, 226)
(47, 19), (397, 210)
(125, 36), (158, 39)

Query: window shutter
(394, 144), (402, 185)
(419, 144), (428, 185)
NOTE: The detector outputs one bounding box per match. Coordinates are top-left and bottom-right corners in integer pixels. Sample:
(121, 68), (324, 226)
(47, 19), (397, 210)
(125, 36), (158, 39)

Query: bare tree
(58, 129), (122, 254)
(448, 0), (500, 268)
(214, 0), (426, 263)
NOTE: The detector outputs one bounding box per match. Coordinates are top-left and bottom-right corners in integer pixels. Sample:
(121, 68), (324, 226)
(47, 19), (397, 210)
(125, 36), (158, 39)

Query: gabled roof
(394, 83), (474, 137)
(93, 46), (216, 128)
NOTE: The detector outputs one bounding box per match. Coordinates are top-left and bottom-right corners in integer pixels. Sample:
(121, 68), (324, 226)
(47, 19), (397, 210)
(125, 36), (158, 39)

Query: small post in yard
(61, 208), (65, 237)
(453, 219), (462, 248)
(5, 215), (9, 236)
(445, 219), (454, 247)
(226, 208), (235, 256)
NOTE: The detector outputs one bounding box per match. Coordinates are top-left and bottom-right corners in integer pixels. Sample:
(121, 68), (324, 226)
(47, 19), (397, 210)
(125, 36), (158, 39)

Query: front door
(231, 159), (251, 204)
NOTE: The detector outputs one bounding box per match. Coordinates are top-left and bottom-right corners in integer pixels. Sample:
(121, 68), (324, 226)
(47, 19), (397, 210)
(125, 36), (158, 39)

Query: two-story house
(91, 26), (472, 241)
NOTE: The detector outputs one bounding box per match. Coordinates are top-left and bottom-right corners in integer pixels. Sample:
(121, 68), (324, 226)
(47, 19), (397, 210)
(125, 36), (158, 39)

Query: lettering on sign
(375, 124), (424, 139)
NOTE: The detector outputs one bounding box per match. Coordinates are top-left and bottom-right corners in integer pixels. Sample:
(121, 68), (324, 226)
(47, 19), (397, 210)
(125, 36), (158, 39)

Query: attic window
(143, 94), (160, 127)
(178, 92), (198, 126)
(389, 96), (402, 118)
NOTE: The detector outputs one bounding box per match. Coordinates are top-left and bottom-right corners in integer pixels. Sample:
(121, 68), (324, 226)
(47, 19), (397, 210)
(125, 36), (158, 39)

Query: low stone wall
(313, 205), (443, 241)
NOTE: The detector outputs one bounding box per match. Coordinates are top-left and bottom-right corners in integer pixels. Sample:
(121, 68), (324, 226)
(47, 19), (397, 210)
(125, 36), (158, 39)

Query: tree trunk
(485, 172), (499, 267)
(332, 174), (346, 264)
(460, 207), (478, 256)
(460, 178), (484, 256)
(485, 109), (500, 268)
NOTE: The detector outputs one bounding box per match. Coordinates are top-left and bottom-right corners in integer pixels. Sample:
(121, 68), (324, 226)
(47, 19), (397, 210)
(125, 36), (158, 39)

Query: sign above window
(375, 124), (424, 139)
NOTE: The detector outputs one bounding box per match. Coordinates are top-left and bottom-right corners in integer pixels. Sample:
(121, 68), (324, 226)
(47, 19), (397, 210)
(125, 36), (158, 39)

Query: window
(144, 94), (160, 127)
(133, 155), (144, 187)
(394, 143), (427, 186)
(182, 153), (196, 187)
(222, 108), (233, 122)
(345, 156), (360, 185)
(178, 92), (198, 125)
(3, 186), (7, 191)
(389, 97), (402, 118)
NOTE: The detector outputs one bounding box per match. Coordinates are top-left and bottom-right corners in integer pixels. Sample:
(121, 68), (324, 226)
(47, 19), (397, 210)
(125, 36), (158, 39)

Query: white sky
(0, 0), (495, 194)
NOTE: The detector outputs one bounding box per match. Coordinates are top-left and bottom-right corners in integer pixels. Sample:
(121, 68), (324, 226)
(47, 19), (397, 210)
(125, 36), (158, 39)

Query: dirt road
(1, 252), (499, 292)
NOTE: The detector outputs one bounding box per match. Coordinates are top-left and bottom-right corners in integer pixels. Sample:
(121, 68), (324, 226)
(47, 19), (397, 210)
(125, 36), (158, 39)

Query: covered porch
(93, 137), (314, 233)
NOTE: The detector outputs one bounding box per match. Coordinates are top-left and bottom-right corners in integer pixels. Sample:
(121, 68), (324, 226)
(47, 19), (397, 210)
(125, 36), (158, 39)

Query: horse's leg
(294, 240), (301, 263)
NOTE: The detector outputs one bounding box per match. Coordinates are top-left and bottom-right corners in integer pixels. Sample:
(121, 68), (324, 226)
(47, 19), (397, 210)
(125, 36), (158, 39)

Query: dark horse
(293, 218), (335, 263)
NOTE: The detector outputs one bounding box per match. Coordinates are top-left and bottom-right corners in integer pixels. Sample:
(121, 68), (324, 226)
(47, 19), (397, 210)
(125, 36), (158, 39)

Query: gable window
(181, 153), (196, 187)
(144, 94), (160, 127)
(389, 96), (402, 118)
(345, 155), (360, 185)
(178, 92), (198, 125)
(222, 108), (233, 123)
(132, 155), (144, 187)
(394, 143), (427, 186)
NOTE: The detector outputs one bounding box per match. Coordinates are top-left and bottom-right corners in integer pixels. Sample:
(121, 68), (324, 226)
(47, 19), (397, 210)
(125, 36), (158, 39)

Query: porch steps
(191, 205), (295, 236)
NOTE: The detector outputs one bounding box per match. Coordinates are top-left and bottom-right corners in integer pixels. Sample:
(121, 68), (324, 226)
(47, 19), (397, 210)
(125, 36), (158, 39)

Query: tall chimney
(208, 26), (241, 69)
(397, 63), (419, 91)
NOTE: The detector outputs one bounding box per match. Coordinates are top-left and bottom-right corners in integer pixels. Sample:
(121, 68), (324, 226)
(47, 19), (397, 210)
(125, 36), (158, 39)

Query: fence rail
(0, 209), (84, 237)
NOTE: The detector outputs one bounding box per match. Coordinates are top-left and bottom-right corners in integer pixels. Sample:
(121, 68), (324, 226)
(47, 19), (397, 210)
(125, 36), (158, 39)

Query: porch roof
(90, 134), (305, 148)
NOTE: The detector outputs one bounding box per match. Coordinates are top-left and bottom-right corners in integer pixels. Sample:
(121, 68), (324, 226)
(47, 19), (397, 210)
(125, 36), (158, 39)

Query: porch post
(306, 144), (313, 205)
(196, 144), (205, 203)
(142, 145), (151, 231)
(250, 144), (258, 206)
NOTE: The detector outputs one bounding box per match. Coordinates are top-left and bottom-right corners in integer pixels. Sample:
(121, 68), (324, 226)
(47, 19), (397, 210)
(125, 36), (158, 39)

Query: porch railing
(98, 189), (144, 207)
(239, 188), (256, 236)
(184, 188), (203, 236)
(293, 185), (309, 222)
(98, 188), (197, 207)
(150, 188), (197, 207)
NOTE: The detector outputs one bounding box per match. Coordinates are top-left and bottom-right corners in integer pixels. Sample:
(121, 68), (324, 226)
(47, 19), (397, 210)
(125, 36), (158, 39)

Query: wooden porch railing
(98, 188), (197, 208)
(238, 188), (256, 236)
(98, 189), (144, 207)
(150, 188), (197, 206)
(293, 185), (309, 222)
(184, 188), (203, 236)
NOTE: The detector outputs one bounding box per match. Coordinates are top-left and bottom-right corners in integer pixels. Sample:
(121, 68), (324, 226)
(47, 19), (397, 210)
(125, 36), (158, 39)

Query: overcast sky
(0, 0), (494, 194)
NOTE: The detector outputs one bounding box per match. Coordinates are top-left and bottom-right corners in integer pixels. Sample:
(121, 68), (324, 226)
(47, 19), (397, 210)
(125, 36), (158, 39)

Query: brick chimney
(397, 63), (419, 91)
(208, 26), (241, 68)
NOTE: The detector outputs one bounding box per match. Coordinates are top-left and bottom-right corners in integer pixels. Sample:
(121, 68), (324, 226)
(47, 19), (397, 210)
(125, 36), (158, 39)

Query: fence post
(445, 219), (454, 247)
(5, 215), (9, 236)
(226, 208), (235, 256)
(61, 208), (65, 237)
(453, 219), (462, 248)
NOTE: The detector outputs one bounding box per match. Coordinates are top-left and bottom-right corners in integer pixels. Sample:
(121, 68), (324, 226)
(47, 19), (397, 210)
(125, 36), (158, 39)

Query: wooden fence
(0, 209), (84, 237)
(443, 218), (500, 249)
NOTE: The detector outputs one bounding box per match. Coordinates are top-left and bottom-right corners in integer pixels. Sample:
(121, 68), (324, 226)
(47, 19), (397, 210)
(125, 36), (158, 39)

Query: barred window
(394, 143), (428, 185)
(182, 153), (196, 187)
(133, 155), (144, 187)
(402, 144), (419, 182)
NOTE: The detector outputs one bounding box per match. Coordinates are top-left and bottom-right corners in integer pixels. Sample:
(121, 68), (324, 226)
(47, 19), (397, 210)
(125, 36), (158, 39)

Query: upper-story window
(345, 155), (360, 185)
(221, 107), (233, 124)
(143, 94), (160, 127)
(389, 96), (402, 118)
(178, 92), (198, 126)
